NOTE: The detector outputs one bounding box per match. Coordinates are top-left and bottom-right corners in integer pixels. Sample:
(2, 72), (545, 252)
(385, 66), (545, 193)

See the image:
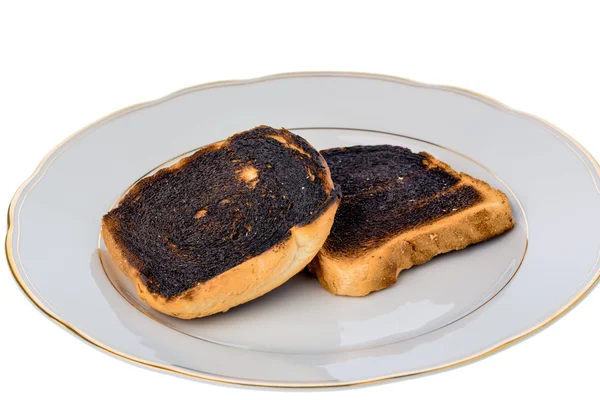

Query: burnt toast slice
(309, 145), (514, 296)
(102, 126), (340, 318)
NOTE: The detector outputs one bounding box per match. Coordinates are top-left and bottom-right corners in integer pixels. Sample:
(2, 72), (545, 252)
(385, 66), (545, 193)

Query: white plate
(7, 72), (600, 388)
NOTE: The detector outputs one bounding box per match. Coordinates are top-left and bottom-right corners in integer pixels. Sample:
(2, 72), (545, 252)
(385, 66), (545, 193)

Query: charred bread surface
(310, 145), (514, 296)
(102, 126), (340, 318)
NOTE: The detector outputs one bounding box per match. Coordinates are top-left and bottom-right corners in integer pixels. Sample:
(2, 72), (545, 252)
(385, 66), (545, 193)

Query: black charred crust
(104, 126), (337, 298)
(321, 145), (482, 254)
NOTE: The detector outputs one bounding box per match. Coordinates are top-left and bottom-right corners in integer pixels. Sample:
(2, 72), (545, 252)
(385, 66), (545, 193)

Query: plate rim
(5, 70), (600, 388)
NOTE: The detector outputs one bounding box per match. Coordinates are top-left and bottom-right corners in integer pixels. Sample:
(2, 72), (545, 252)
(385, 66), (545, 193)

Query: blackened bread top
(103, 126), (340, 299)
(321, 145), (482, 255)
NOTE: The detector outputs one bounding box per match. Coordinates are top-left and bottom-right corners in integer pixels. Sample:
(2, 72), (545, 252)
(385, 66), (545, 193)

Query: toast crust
(310, 156), (514, 297)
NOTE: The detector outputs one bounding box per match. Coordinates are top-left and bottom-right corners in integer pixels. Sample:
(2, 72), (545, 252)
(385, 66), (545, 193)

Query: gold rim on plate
(5, 71), (600, 388)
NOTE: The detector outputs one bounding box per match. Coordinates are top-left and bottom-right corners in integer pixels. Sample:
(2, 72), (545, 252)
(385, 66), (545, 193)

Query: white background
(1, 1), (599, 398)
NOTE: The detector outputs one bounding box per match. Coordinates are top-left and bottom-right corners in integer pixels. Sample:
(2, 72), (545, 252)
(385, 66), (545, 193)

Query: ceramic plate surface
(7, 72), (600, 388)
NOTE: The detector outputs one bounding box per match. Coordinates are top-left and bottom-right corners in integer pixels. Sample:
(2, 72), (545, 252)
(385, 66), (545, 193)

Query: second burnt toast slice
(309, 145), (514, 296)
